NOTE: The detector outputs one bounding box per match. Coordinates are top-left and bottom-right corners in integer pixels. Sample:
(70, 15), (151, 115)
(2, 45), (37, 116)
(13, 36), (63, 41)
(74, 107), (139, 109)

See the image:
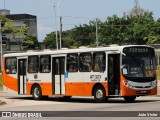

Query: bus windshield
(122, 47), (156, 80)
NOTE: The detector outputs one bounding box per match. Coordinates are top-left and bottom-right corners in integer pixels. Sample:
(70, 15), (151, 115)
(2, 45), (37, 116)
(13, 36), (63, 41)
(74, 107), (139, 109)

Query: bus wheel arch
(31, 83), (42, 100)
(92, 83), (106, 103)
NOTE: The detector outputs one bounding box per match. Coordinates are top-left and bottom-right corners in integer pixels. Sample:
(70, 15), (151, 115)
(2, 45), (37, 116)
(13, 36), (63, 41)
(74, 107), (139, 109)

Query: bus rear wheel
(124, 96), (136, 102)
(32, 85), (42, 100)
(94, 85), (106, 103)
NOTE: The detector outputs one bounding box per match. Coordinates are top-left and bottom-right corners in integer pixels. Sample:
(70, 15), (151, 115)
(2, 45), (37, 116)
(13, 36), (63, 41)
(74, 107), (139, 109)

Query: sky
(0, 0), (160, 42)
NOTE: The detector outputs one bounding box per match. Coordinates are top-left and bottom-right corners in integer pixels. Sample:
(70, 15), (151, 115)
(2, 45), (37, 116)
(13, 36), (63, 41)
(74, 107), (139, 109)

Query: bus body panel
(120, 74), (157, 96)
(65, 82), (108, 96)
(26, 82), (53, 96)
(3, 72), (18, 93)
(2, 45), (157, 100)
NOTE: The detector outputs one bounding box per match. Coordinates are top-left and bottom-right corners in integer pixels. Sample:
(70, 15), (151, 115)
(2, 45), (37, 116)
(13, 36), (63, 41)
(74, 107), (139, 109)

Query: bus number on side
(90, 75), (101, 81)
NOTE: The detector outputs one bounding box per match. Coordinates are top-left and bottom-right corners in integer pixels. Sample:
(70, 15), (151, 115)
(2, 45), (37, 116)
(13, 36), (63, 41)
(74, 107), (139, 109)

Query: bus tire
(124, 96), (136, 102)
(93, 85), (106, 103)
(32, 85), (42, 100)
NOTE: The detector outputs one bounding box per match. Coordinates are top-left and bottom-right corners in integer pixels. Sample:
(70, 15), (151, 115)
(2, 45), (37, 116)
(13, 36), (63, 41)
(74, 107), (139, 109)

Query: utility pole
(58, 1), (62, 50)
(59, 16), (62, 49)
(53, 3), (58, 50)
(0, 20), (2, 71)
(96, 19), (98, 47)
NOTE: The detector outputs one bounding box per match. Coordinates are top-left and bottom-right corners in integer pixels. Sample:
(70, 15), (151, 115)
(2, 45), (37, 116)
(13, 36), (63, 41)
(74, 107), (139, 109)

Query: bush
(157, 66), (160, 80)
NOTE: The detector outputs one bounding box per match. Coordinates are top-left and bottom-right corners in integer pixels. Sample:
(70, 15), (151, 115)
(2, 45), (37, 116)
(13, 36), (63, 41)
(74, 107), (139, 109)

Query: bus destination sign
(123, 47), (150, 54)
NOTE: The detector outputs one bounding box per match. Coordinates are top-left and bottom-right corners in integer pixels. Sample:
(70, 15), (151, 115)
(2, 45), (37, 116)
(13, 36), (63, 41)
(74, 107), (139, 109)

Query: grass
(0, 100), (6, 106)
(157, 66), (160, 80)
(0, 74), (2, 91)
(157, 65), (160, 80)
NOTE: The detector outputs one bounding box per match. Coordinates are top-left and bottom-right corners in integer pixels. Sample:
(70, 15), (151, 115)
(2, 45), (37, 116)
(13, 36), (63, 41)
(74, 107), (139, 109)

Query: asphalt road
(0, 92), (160, 120)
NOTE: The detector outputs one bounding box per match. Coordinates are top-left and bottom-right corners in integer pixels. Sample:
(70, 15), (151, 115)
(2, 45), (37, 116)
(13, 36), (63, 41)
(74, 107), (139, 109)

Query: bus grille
(135, 86), (151, 88)
(136, 90), (150, 95)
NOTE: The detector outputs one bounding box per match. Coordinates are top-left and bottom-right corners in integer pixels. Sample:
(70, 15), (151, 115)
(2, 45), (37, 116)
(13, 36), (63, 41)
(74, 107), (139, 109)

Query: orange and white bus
(2, 45), (157, 102)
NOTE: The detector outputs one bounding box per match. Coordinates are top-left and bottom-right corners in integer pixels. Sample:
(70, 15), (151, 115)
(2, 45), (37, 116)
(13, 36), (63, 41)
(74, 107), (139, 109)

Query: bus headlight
(123, 80), (134, 88)
(123, 80), (128, 86)
(149, 81), (157, 87)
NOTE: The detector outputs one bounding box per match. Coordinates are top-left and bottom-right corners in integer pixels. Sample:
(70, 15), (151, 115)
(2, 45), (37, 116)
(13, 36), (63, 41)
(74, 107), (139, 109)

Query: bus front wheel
(32, 85), (42, 100)
(94, 85), (106, 103)
(124, 96), (136, 102)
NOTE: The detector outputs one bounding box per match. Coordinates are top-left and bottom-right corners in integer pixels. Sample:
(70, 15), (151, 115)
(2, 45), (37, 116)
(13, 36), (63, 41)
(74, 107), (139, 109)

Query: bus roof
(3, 45), (153, 57)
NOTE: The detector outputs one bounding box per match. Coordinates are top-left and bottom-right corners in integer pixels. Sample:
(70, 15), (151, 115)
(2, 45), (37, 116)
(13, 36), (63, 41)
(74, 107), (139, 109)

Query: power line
(4, 14), (159, 22)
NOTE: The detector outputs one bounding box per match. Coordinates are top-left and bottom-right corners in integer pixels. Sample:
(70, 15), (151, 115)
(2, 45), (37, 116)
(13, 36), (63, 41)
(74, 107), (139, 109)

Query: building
(0, 9), (38, 68)
(0, 9), (10, 15)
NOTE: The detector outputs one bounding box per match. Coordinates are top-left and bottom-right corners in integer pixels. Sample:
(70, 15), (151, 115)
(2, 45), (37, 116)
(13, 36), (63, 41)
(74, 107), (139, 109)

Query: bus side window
(93, 52), (106, 72)
(28, 56), (39, 73)
(79, 53), (92, 72)
(5, 57), (17, 74)
(40, 55), (51, 73)
(67, 53), (78, 72)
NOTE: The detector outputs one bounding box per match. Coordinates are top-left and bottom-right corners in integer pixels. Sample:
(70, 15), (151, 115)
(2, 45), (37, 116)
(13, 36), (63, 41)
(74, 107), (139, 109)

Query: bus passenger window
(6, 67), (10, 73)
(28, 56), (39, 73)
(93, 52), (106, 72)
(11, 66), (17, 73)
(94, 63), (99, 71)
(40, 55), (51, 73)
(5, 57), (17, 74)
(67, 54), (78, 72)
(79, 53), (92, 72)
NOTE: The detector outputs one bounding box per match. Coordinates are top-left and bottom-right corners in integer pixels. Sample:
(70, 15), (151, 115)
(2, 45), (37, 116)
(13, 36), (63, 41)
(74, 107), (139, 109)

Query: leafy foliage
(43, 9), (160, 49)
(21, 35), (39, 50)
(0, 15), (28, 39)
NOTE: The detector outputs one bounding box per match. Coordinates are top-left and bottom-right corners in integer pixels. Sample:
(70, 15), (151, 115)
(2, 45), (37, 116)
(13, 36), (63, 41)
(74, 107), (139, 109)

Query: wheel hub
(34, 87), (39, 98)
(96, 89), (103, 99)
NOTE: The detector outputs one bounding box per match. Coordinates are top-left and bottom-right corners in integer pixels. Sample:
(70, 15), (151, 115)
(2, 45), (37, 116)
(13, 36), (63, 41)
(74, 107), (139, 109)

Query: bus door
(52, 56), (65, 95)
(18, 58), (27, 94)
(107, 53), (120, 95)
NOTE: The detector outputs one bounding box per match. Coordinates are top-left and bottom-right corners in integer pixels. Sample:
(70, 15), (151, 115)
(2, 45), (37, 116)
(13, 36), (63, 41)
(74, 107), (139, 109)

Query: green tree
(21, 35), (39, 50)
(43, 32), (57, 49)
(62, 30), (75, 48)
(43, 5), (160, 47)
(0, 15), (28, 39)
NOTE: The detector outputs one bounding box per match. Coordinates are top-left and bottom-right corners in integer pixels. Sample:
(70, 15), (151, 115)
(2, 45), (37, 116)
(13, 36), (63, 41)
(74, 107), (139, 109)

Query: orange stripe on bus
(3, 73), (18, 92)
(2, 58), (18, 92)
(26, 82), (52, 96)
(65, 82), (108, 96)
